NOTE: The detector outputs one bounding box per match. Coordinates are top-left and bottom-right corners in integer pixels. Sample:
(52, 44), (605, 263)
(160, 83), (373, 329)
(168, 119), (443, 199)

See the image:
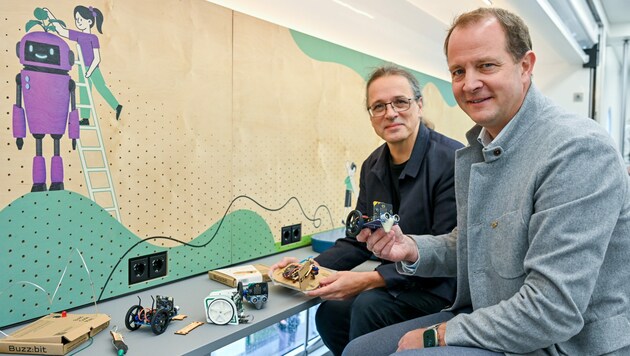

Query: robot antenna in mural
(12, 7), (122, 222)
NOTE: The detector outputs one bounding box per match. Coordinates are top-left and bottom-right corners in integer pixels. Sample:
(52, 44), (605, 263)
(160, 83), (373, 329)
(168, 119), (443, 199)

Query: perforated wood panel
(0, 0), (468, 328)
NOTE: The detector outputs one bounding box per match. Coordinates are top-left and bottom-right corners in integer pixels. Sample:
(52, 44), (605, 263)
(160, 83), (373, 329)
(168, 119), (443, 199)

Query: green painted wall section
(0, 191), (278, 327)
(289, 30), (457, 107)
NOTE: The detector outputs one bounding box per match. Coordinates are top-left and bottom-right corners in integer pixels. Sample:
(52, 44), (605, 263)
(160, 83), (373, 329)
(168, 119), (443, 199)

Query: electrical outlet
(281, 225), (292, 245)
(129, 256), (149, 284)
(148, 252), (167, 279)
(291, 223), (302, 243)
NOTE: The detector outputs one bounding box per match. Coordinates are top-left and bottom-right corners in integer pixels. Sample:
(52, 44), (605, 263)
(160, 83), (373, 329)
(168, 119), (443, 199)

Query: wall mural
(0, 0), (469, 328)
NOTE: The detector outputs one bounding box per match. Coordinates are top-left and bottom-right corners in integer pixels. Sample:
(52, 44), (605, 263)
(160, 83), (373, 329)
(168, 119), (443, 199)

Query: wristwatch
(422, 323), (440, 348)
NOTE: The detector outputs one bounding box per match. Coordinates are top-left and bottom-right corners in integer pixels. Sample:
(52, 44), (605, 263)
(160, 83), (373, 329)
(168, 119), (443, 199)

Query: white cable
(0, 247), (100, 337)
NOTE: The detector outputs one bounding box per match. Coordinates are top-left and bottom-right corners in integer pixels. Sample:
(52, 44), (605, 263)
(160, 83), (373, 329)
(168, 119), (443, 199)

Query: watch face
(423, 328), (438, 348)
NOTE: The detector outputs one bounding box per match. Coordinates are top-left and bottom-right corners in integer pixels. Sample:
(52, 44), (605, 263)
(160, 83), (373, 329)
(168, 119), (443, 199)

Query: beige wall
(0, 0), (468, 245)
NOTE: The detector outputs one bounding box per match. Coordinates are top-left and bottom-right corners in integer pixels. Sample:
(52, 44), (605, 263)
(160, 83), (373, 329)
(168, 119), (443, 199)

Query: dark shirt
(315, 123), (463, 304)
(388, 159), (406, 213)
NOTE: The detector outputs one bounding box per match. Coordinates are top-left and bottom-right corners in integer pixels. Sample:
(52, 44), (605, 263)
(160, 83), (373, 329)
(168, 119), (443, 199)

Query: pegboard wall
(0, 0), (469, 328)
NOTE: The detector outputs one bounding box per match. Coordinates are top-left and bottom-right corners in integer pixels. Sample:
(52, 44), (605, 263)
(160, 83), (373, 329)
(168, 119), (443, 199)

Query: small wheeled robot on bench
(242, 282), (269, 310)
(345, 201), (400, 237)
(124, 295), (179, 335)
(204, 281), (269, 325)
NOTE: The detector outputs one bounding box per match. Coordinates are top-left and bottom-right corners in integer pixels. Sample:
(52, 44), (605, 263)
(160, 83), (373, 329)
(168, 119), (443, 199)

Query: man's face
(447, 17), (534, 138)
(367, 75), (422, 145)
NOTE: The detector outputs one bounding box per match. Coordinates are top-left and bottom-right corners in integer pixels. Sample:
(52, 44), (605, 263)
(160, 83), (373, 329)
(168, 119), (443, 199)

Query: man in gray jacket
(344, 7), (630, 356)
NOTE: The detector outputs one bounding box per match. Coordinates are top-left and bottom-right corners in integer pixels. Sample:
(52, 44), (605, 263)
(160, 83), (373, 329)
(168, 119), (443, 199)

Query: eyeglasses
(367, 98), (414, 118)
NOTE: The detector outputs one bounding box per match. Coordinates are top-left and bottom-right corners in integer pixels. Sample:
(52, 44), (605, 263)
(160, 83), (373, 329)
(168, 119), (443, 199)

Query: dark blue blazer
(315, 123), (463, 305)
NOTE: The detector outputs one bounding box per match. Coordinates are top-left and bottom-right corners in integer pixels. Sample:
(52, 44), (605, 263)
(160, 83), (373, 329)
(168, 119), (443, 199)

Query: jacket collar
(465, 83), (542, 162)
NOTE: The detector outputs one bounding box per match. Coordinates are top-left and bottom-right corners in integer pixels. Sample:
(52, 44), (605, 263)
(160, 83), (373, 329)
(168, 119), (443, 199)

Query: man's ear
(520, 50), (536, 79)
(416, 96), (424, 110)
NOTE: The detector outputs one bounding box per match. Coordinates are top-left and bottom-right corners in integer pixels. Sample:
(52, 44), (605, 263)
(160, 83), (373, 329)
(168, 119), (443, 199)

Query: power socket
(281, 225), (292, 245)
(281, 224), (301, 245)
(128, 256), (149, 284)
(291, 223), (302, 243)
(149, 252), (167, 279)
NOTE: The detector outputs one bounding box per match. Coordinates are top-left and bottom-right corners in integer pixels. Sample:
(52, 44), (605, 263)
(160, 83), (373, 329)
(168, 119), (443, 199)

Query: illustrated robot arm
(68, 79), (79, 149)
(13, 73), (25, 150)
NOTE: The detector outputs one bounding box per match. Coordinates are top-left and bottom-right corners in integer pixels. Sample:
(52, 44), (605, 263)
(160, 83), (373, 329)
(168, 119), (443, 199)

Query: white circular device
(207, 298), (235, 325)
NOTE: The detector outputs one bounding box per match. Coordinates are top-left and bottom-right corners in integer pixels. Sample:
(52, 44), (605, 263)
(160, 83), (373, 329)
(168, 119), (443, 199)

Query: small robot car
(242, 282), (269, 310)
(125, 295), (179, 335)
(345, 201), (400, 237)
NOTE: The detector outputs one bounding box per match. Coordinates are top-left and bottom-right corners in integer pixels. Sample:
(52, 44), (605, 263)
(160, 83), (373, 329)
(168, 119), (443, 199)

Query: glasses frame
(367, 97), (415, 118)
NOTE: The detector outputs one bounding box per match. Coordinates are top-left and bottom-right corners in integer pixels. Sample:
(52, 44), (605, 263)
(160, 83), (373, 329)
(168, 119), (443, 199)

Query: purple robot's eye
(28, 44), (33, 52)
(49, 48), (54, 55)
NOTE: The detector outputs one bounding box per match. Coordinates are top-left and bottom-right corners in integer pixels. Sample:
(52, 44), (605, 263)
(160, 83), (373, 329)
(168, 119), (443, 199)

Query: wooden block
(175, 321), (204, 335)
(208, 264), (271, 287)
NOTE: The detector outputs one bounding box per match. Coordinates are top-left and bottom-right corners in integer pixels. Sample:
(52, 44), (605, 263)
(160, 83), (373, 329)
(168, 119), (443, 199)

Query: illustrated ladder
(73, 44), (121, 222)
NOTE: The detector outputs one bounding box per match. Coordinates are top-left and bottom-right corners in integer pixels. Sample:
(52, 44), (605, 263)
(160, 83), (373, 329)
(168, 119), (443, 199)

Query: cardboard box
(208, 264), (271, 287)
(0, 313), (110, 355)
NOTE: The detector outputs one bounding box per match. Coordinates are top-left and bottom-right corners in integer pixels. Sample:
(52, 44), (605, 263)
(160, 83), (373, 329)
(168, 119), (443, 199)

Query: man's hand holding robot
(306, 270), (385, 300)
(270, 257), (385, 300)
(356, 224), (419, 264)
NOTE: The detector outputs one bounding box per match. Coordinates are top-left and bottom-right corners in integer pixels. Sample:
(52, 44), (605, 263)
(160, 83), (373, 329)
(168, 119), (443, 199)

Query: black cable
(97, 195), (334, 301)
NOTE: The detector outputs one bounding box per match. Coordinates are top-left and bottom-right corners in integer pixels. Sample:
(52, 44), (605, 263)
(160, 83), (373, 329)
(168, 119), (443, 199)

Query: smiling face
(447, 17), (535, 138)
(19, 32), (71, 70)
(367, 75), (422, 149)
(75, 12), (92, 31)
(24, 40), (60, 65)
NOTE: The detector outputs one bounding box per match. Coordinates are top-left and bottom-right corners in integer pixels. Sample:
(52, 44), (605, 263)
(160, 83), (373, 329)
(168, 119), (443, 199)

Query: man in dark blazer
(271, 65), (463, 355)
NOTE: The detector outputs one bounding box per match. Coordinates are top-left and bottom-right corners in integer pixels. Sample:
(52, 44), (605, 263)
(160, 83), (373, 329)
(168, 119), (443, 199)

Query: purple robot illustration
(13, 31), (79, 192)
